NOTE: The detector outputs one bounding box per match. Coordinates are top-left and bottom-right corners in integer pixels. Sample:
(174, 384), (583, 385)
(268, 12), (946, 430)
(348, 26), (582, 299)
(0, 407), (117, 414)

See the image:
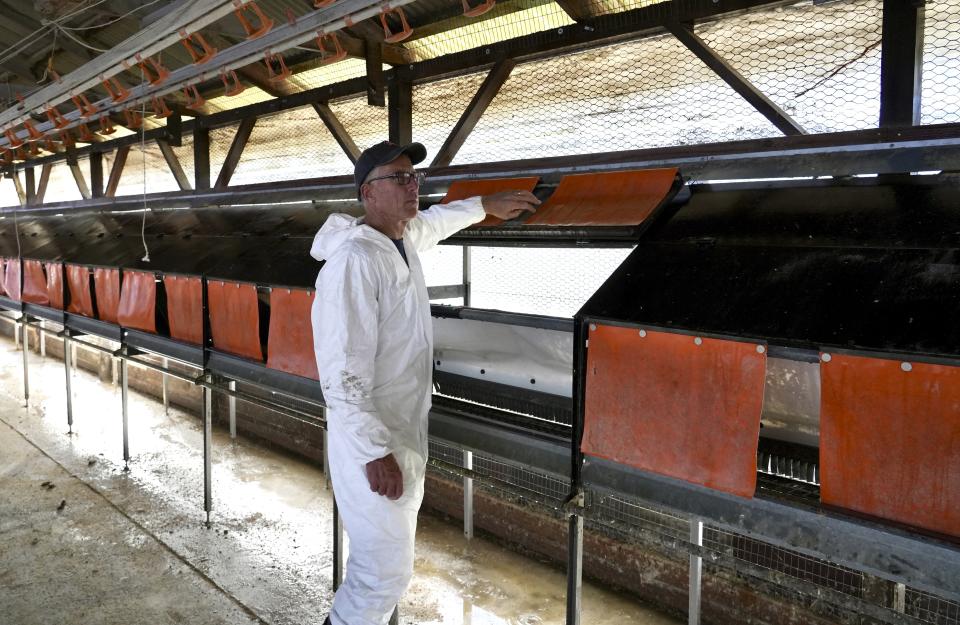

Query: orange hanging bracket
(60, 129), (76, 150)
(98, 115), (116, 135)
(138, 57), (171, 85)
(179, 30), (218, 65)
(25, 141), (41, 157)
(13, 146), (26, 161)
(380, 7), (412, 43)
(45, 106), (71, 130)
(234, 1), (274, 40)
(461, 0), (495, 17)
(77, 123), (97, 143)
(101, 76), (130, 102)
(123, 108), (143, 129)
(220, 69), (246, 97)
(70, 93), (99, 118)
(4, 128), (23, 148)
(264, 52), (291, 83)
(44, 137), (58, 153)
(316, 32), (347, 65)
(182, 84), (206, 109)
(22, 120), (44, 141)
(151, 97), (172, 118)
(314, 0), (336, 6)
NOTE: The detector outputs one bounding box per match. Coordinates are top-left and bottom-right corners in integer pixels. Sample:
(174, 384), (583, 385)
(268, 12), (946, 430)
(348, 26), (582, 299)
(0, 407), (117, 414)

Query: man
(311, 141), (539, 625)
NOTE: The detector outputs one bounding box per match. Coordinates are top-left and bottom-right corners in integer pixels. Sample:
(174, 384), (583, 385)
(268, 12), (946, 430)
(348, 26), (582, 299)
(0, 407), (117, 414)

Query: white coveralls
(311, 197), (485, 625)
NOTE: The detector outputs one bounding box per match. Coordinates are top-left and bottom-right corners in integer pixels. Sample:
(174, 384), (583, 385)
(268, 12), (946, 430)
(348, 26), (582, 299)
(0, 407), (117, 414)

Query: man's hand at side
(482, 190), (540, 221)
(365, 453), (403, 500)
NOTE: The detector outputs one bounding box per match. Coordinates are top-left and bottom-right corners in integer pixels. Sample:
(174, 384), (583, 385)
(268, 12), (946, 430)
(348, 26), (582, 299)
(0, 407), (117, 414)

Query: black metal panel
(65, 313), (122, 342)
(0, 295), (19, 311)
(582, 455), (960, 602)
(432, 305), (574, 333)
(23, 303), (63, 324)
(429, 405), (572, 479)
(205, 350), (325, 404)
(123, 329), (203, 367)
(580, 175), (960, 358)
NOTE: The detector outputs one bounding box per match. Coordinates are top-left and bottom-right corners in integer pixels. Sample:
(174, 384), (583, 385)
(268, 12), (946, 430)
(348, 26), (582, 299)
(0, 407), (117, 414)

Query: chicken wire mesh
(41, 159), (87, 203)
(905, 588), (960, 625)
(106, 142), (182, 197)
(695, 0), (883, 133)
(922, 0), (960, 125)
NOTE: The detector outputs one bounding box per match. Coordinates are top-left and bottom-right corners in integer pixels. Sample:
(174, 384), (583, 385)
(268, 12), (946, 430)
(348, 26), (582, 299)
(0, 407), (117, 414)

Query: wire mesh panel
(703, 526), (865, 598)
(905, 587), (960, 625)
(922, 0), (960, 125)
(413, 71), (490, 162)
(450, 33), (781, 164)
(108, 143), (182, 196)
(0, 173), (21, 207)
(696, 0), (884, 133)
(467, 246), (633, 317)
(168, 134), (196, 189)
(229, 105), (355, 185)
(328, 94), (390, 154)
(43, 159), (86, 203)
(420, 244), (463, 288)
(209, 124), (241, 185)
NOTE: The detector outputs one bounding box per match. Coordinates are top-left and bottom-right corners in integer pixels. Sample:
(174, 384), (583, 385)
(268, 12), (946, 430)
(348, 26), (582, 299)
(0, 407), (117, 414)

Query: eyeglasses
(365, 171), (426, 187)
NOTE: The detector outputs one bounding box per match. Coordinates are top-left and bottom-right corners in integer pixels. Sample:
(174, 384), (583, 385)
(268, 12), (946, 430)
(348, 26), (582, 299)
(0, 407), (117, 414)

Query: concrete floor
(0, 336), (679, 625)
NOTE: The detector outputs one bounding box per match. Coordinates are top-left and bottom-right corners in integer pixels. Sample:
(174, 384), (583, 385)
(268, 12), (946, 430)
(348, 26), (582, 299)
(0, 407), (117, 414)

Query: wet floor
(0, 335), (679, 625)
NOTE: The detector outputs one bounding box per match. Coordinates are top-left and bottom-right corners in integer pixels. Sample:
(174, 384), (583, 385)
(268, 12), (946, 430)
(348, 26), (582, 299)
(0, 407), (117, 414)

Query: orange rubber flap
(93, 267), (121, 324)
(441, 177), (539, 227)
(21, 260), (49, 306)
(266, 288), (319, 380)
(66, 264), (94, 316)
(208, 280), (263, 361)
(820, 354), (960, 538)
(118, 270), (157, 333)
(45, 263), (64, 310)
(582, 325), (766, 498)
(4, 259), (20, 301)
(164, 275), (203, 345)
(525, 168), (678, 226)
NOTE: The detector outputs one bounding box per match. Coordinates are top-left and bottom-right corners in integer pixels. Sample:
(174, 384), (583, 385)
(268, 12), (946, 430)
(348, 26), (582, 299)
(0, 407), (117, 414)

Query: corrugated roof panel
(404, 3), (575, 62)
(206, 85), (275, 113)
(287, 58), (379, 92)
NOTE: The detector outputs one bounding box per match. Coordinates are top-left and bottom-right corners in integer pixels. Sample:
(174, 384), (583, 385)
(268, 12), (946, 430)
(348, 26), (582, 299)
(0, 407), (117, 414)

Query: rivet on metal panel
(286, 289), (291, 294)
(756, 345), (765, 354)
(530, 378), (536, 384)
(821, 353), (832, 363)
(589, 323), (596, 331)
(900, 362), (912, 372)
(639, 329), (646, 337)
(694, 337), (702, 346)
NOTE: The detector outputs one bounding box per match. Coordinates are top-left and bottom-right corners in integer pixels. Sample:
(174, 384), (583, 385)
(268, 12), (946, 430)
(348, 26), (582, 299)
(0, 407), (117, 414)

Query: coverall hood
(309, 213), (387, 262)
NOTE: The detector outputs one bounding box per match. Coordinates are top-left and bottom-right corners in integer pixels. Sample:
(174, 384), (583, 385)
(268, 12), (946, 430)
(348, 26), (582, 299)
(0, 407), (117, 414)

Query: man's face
(361, 155), (420, 222)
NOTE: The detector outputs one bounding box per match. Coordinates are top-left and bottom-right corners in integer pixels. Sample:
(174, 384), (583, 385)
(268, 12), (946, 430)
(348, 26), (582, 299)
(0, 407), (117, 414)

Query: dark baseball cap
(354, 141), (427, 200)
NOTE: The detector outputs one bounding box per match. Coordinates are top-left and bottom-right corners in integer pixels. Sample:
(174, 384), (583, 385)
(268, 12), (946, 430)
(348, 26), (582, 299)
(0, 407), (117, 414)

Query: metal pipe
(2, 0), (419, 149)
(462, 245), (472, 307)
(323, 426), (331, 491)
(39, 320), (45, 357)
(565, 513), (584, 625)
(0, 0), (241, 131)
(228, 380), (237, 439)
(64, 333), (73, 435)
(203, 385), (213, 528)
(689, 518), (704, 625)
(463, 450), (474, 540)
(121, 358), (129, 470)
(161, 357), (169, 415)
(21, 316), (29, 407)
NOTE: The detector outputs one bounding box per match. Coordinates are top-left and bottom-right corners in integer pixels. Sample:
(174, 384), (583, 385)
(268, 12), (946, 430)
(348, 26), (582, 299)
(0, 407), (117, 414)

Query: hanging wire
(139, 68), (150, 263)
(58, 0), (164, 31)
(38, 28), (60, 84)
(52, 24), (109, 53)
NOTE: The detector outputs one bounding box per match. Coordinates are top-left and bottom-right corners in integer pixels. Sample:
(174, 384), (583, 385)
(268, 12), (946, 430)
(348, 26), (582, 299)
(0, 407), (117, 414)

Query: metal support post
(228, 380), (237, 439)
(463, 449), (474, 540)
(203, 385), (213, 527)
(64, 333), (73, 434)
(71, 342), (77, 376)
(21, 316), (29, 407)
(323, 427), (331, 489)
(333, 497), (344, 590)
(161, 357), (169, 414)
(565, 512), (584, 625)
(121, 357), (129, 470)
(112, 356), (119, 386)
(689, 518), (704, 625)
(39, 320), (45, 357)
(462, 245), (471, 307)
(14, 316), (19, 348)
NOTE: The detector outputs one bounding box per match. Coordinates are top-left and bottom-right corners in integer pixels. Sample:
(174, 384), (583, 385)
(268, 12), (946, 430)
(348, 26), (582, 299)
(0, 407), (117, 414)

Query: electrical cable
(52, 24), (109, 53)
(139, 69), (150, 263)
(59, 0), (164, 31)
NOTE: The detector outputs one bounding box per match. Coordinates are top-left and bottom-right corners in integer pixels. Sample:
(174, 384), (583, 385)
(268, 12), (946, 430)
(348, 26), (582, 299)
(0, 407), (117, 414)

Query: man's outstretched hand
(365, 453), (403, 500)
(482, 190), (540, 221)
